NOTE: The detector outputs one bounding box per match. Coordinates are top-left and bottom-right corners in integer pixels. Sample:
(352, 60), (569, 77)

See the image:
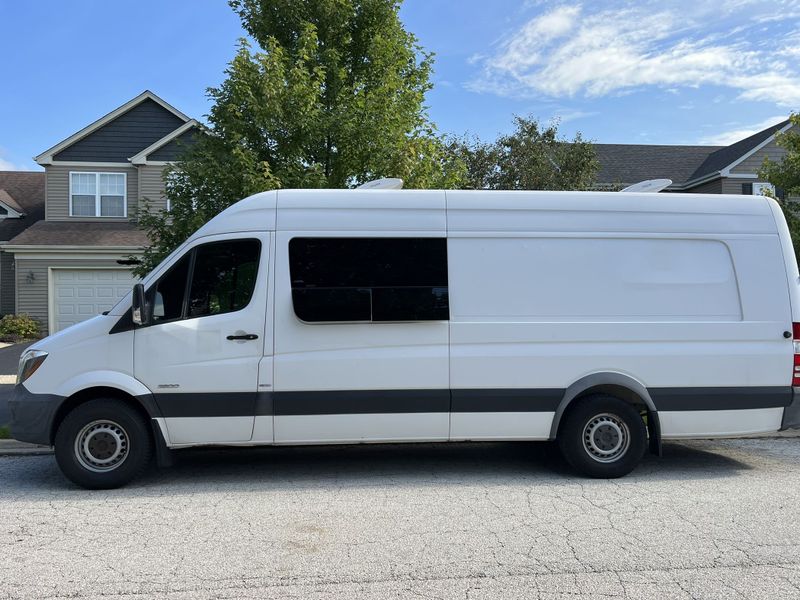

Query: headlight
(17, 350), (48, 385)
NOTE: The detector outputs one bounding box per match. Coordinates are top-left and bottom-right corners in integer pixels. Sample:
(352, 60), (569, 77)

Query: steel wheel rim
(582, 413), (630, 463)
(74, 420), (129, 473)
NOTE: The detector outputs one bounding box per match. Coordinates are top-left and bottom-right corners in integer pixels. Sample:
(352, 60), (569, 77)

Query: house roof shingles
(594, 144), (722, 187)
(0, 171), (45, 242)
(7, 221), (148, 247)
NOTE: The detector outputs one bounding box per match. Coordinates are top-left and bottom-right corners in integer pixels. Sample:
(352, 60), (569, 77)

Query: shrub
(0, 425), (10, 440)
(0, 314), (41, 342)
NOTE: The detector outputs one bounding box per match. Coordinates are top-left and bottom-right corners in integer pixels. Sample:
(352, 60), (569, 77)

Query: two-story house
(4, 91), (199, 334)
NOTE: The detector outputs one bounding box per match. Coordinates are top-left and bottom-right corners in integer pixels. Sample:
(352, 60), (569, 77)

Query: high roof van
(9, 189), (800, 488)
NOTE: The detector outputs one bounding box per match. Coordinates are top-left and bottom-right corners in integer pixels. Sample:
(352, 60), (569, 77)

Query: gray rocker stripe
(152, 386), (793, 418)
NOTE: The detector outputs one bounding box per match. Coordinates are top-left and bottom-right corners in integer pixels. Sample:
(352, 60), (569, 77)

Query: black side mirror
(131, 283), (150, 326)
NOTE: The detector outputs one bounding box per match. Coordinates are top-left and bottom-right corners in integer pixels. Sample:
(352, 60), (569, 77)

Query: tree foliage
(760, 113), (800, 261)
(447, 116), (599, 191)
(136, 0), (464, 275)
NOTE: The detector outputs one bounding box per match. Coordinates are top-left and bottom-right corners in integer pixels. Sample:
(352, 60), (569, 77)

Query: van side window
(148, 239), (261, 324)
(289, 237), (449, 322)
(188, 240), (261, 318)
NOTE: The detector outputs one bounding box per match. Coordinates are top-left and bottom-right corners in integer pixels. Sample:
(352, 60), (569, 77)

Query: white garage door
(53, 269), (138, 332)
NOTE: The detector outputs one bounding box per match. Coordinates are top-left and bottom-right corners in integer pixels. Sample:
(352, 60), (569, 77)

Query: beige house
(4, 91), (198, 334)
(594, 119), (796, 197)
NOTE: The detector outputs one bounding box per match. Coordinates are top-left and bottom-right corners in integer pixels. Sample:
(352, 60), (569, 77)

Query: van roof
(193, 188), (777, 238)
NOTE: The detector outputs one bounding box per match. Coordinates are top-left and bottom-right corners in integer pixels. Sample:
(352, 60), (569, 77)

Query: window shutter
(742, 182), (753, 195)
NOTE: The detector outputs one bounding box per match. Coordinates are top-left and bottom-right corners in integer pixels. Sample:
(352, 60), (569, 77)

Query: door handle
(226, 333), (259, 341)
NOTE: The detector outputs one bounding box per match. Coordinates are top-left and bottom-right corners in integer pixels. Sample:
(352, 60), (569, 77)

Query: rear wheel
(557, 394), (646, 478)
(54, 399), (152, 489)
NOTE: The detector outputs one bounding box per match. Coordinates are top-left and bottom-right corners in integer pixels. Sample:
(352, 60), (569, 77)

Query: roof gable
(689, 119), (792, 180)
(129, 120), (201, 165)
(0, 189), (25, 215)
(36, 91), (190, 165)
(0, 171), (45, 242)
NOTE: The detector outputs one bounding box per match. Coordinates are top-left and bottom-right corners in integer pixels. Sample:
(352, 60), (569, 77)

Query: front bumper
(8, 385), (63, 445)
(781, 387), (800, 430)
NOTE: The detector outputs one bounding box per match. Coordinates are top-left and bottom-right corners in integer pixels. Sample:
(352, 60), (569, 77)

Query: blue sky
(1, 0), (799, 171)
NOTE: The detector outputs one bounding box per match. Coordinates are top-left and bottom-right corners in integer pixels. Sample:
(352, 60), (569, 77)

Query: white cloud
(468, 1), (800, 108)
(553, 109), (598, 123)
(0, 157), (21, 171)
(697, 115), (788, 145)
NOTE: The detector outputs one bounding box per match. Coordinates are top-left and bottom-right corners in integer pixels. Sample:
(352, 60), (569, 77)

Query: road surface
(2, 438), (800, 599)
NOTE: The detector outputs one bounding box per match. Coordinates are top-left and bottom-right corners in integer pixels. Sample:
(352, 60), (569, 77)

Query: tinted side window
(151, 254), (190, 323)
(188, 240), (261, 318)
(289, 238), (449, 322)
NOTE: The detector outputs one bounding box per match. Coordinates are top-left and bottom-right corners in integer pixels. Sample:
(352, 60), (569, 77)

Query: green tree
(760, 113), (800, 261)
(136, 0), (464, 275)
(447, 116), (598, 191)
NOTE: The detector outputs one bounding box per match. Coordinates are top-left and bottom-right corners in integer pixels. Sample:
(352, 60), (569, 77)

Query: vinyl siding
(684, 179), (723, 194)
(53, 99), (186, 163)
(15, 258), (134, 333)
(730, 134), (793, 174)
(45, 164), (138, 221)
(722, 178), (758, 195)
(137, 165), (168, 214)
(0, 251), (15, 315)
(16, 259), (48, 330)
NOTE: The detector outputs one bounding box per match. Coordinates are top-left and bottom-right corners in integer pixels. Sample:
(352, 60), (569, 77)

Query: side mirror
(131, 283), (150, 326)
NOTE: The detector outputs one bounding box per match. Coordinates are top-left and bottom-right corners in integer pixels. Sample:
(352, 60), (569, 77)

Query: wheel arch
(49, 378), (161, 446)
(550, 372), (661, 455)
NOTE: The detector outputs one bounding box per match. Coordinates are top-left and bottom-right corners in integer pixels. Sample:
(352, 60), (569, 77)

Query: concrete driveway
(2, 438), (800, 599)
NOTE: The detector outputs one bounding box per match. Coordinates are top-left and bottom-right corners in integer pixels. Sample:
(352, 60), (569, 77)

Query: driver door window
(148, 239), (261, 324)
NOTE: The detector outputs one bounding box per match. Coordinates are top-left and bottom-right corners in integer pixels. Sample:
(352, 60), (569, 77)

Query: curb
(0, 440), (52, 456)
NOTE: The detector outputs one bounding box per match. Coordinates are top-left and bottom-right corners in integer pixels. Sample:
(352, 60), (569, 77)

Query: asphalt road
(2, 438), (800, 599)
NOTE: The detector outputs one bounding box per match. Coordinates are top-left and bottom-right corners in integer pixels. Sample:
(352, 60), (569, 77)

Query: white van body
(10, 189), (800, 485)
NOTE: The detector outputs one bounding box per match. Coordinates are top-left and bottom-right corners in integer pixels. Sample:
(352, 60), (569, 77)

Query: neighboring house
(0, 171), (46, 316)
(3, 91), (199, 334)
(594, 119), (796, 197)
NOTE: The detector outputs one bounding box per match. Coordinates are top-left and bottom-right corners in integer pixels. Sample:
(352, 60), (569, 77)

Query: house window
(752, 182), (775, 197)
(70, 172), (126, 217)
(288, 237), (449, 322)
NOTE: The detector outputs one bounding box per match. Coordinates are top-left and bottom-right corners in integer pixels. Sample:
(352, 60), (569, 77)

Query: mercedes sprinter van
(10, 189), (800, 488)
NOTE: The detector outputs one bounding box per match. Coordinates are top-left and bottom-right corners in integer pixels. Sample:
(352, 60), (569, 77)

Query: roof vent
(357, 178), (404, 190)
(620, 179), (672, 193)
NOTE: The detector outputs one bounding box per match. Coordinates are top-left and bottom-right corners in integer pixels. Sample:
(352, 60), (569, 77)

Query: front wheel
(54, 399), (152, 489)
(557, 395), (646, 478)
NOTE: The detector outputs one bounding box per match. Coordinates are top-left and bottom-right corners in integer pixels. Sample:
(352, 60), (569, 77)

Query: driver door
(134, 232), (270, 445)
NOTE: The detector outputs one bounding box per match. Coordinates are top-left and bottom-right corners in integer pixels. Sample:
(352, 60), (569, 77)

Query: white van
(9, 189), (800, 488)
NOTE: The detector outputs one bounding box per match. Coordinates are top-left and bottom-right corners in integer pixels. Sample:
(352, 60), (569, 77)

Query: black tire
(54, 398), (152, 489)
(557, 394), (646, 478)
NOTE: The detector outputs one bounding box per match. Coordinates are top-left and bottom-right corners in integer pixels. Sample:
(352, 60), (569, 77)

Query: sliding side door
(273, 232), (450, 443)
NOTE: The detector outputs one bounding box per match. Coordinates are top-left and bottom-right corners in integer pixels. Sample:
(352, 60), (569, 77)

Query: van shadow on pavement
(126, 440), (752, 492)
(1, 440), (755, 493)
